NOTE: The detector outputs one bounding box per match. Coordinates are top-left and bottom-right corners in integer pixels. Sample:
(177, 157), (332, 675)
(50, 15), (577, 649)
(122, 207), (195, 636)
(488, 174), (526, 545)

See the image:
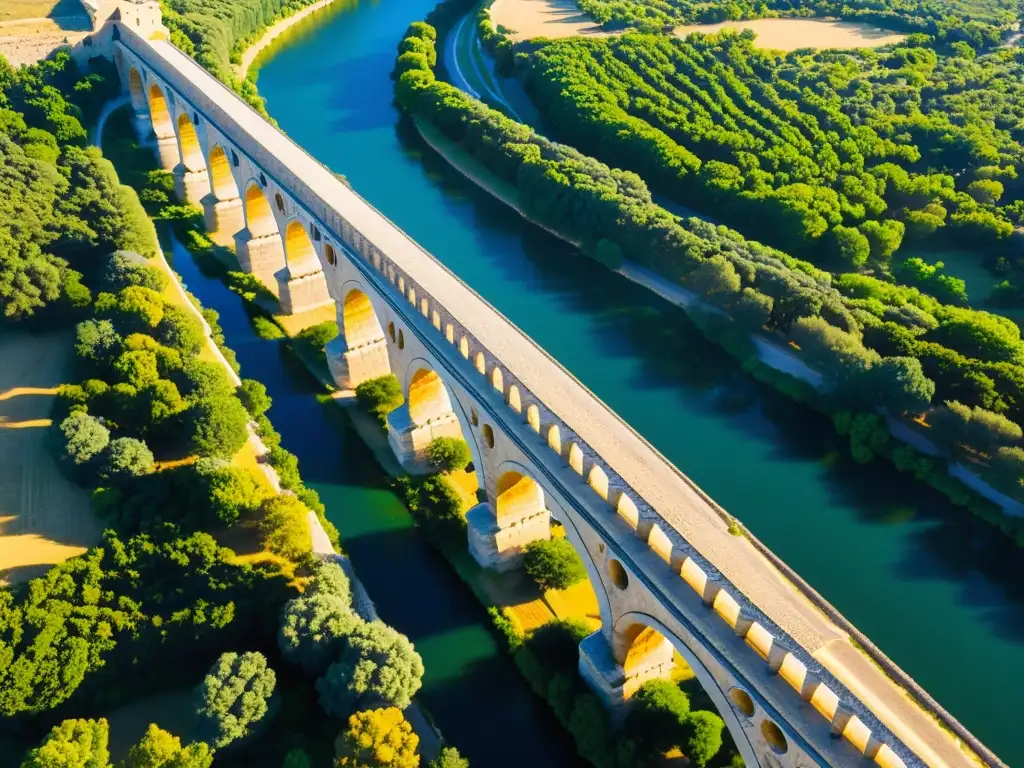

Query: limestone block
(466, 501), (550, 571)
(326, 336), (390, 391)
(202, 195), (244, 238)
(173, 166), (211, 204)
(578, 631), (673, 722)
(155, 134), (180, 171)
(276, 268), (333, 315)
(386, 405), (463, 474)
(234, 230), (286, 281)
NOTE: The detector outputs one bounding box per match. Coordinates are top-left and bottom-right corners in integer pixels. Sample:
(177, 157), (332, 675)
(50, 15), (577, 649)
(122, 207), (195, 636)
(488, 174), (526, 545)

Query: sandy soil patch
(0, 329), (101, 586)
(491, 0), (904, 48)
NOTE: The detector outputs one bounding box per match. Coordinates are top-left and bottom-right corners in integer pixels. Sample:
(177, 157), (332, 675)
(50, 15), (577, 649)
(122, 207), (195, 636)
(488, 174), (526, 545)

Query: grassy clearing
(0, 329), (101, 586)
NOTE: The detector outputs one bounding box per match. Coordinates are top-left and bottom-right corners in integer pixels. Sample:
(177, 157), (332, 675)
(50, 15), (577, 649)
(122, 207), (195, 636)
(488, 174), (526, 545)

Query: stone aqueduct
(80, 4), (995, 766)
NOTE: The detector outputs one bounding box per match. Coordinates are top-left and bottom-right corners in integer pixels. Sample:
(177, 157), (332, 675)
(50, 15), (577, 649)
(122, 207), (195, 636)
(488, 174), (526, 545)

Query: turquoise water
(250, 1), (1024, 761)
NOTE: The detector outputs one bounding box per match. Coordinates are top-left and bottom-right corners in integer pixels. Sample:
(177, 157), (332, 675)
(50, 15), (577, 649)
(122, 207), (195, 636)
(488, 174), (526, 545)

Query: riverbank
(236, 0), (342, 78)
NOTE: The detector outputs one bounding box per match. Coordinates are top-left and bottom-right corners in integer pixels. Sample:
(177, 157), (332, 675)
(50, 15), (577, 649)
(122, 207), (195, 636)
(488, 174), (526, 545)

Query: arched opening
(207, 145), (239, 201)
(760, 721), (788, 754)
(482, 423), (495, 449)
(283, 220), (320, 277)
(526, 404), (540, 432)
(547, 424), (561, 454)
(387, 322), (396, 343)
(274, 192), (285, 213)
(445, 324), (454, 344)
(508, 385), (522, 413)
(609, 559), (629, 590)
(729, 688), (755, 718)
(342, 289), (384, 348)
(491, 367), (504, 394)
(432, 310), (441, 330)
(495, 471), (544, 524)
(420, 298), (429, 317)
(147, 83), (174, 139)
(568, 442), (584, 475)
(408, 369), (454, 426)
(475, 352), (486, 375)
(588, 464), (609, 500)
(128, 68), (144, 109)
(325, 244), (337, 266)
(459, 337), (469, 359)
(398, 329), (405, 350)
(244, 183), (277, 238)
(176, 113), (204, 172)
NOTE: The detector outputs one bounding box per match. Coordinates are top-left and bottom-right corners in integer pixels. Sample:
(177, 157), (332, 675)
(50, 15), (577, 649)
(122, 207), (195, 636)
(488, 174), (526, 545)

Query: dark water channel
(247, 0), (1024, 761)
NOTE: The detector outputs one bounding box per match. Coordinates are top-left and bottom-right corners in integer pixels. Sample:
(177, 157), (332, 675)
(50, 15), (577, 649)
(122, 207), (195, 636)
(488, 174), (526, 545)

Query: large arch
(611, 611), (760, 768)
(243, 182), (278, 238)
(341, 288), (386, 349)
(283, 219), (322, 278)
(207, 145), (239, 201)
(128, 67), (145, 111)
(147, 82), (174, 139)
(494, 470), (545, 525)
(407, 368), (455, 426)
(176, 112), (205, 172)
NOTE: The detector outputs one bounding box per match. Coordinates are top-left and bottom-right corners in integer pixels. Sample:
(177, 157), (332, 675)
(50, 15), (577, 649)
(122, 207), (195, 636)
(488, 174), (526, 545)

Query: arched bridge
(86, 4), (998, 766)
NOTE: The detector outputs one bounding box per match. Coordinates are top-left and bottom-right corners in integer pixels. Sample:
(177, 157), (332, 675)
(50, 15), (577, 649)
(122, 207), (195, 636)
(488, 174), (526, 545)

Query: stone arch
(128, 67), (145, 111)
(495, 470), (544, 525)
(176, 112), (205, 172)
(243, 182), (278, 238)
(526, 404), (540, 432)
(611, 612), (759, 767)
(147, 82), (175, 139)
(342, 289), (385, 349)
(407, 368), (455, 426)
(474, 352), (486, 375)
(459, 337), (469, 359)
(547, 424), (562, 454)
(283, 219), (321, 278)
(325, 243), (337, 267)
(207, 145), (239, 201)
(508, 385), (522, 413)
(568, 442), (584, 475)
(491, 366), (504, 394)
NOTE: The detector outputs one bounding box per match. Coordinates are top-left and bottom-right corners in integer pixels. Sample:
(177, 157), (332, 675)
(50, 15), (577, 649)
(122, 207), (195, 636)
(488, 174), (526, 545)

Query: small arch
(274, 192), (286, 213)
(176, 113), (205, 172)
(728, 688), (755, 718)
(244, 183), (277, 239)
(474, 352), (486, 375)
(459, 337), (469, 359)
(431, 310), (441, 330)
(647, 524), (672, 563)
(387, 322), (396, 343)
(616, 494), (639, 529)
(508, 385), (522, 413)
(398, 276), (406, 294)
(760, 721), (788, 755)
(407, 286), (416, 305)
(207, 145), (239, 201)
(609, 559), (628, 590)
(128, 67), (144, 109)
(495, 471), (544, 524)
(568, 443), (584, 475)
(398, 329), (405, 350)
(587, 464), (609, 500)
(445, 324), (455, 344)
(325, 243), (337, 267)
(420, 298), (429, 317)
(471, 408), (479, 427)
(147, 83), (175, 139)
(408, 368), (453, 426)
(526, 404), (540, 432)
(491, 367), (504, 394)
(547, 424), (561, 454)
(342, 289), (385, 348)
(284, 219), (320, 277)
(482, 424), (495, 449)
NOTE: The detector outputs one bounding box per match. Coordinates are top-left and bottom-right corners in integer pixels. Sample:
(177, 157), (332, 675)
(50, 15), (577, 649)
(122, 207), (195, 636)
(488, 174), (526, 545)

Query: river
(245, 0), (1024, 762)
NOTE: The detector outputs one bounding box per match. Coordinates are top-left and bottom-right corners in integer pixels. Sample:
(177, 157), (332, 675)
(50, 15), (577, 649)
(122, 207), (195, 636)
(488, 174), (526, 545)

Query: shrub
(317, 621), (424, 715)
(355, 375), (404, 425)
(75, 319), (122, 368)
(680, 710), (725, 767)
(20, 718), (110, 768)
(59, 412), (110, 470)
(523, 538), (587, 591)
(424, 437), (471, 473)
(186, 395), (250, 459)
(196, 458), (272, 526)
(121, 724), (213, 768)
(101, 437), (155, 481)
(102, 251), (168, 293)
(259, 495), (313, 560)
(335, 708), (418, 768)
(158, 305), (205, 356)
(238, 378), (272, 417)
(306, 559), (352, 605)
(429, 748), (469, 768)
(279, 592), (363, 675)
(626, 680), (690, 753)
(194, 651), (277, 749)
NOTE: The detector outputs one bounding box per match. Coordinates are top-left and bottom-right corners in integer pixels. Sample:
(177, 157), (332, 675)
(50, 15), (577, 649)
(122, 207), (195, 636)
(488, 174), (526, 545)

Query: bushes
(355, 374), (404, 425)
(185, 394), (251, 459)
(20, 718), (110, 768)
(335, 708), (419, 768)
(523, 537), (587, 591)
(122, 724), (213, 768)
(424, 436), (471, 473)
(279, 592), (363, 675)
(239, 378), (272, 417)
(259, 494), (313, 560)
(194, 651), (278, 749)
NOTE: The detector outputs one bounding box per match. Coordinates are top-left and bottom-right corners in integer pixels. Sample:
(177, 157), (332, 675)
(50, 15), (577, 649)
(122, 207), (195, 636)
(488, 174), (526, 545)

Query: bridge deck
(124, 33), (985, 767)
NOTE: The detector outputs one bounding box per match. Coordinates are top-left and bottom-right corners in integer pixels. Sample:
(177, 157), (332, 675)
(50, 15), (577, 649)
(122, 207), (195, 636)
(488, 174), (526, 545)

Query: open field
(0, 0), (89, 67)
(490, 0), (905, 48)
(0, 329), (101, 586)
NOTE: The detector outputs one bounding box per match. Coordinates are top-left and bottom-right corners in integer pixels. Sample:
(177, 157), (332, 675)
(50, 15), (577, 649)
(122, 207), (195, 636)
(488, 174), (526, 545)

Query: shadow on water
(166, 239), (583, 767)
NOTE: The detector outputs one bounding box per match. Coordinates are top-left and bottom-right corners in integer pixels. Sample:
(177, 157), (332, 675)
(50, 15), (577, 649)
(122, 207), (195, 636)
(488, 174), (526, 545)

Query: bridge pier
(202, 194), (244, 239)
(174, 165), (211, 205)
(386, 403), (463, 473)
(326, 334), (390, 391)
(578, 630), (674, 720)
(234, 229), (286, 286)
(155, 134), (180, 171)
(466, 500), (550, 571)
(132, 110), (153, 142)
(275, 267), (334, 315)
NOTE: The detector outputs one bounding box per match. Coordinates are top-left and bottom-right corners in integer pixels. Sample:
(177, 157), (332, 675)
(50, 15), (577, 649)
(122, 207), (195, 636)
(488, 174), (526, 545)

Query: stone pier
(386, 404), (463, 474)
(578, 631), (674, 721)
(174, 166), (211, 204)
(466, 500), (550, 571)
(202, 195), (244, 239)
(275, 267), (333, 315)
(234, 229), (286, 285)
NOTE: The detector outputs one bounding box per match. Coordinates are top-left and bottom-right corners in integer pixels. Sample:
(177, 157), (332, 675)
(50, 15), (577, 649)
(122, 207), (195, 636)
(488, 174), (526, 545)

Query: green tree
(279, 593), (363, 675)
(120, 724), (212, 768)
(355, 375), (404, 425)
(75, 320), (122, 366)
(238, 379), (272, 417)
(21, 719), (110, 768)
(523, 538), (587, 591)
(830, 225), (870, 268)
(681, 711), (725, 767)
(102, 252), (168, 293)
(194, 651), (277, 749)
(317, 621), (424, 715)
(158, 305), (205, 356)
(868, 357), (935, 414)
(59, 412), (110, 468)
(686, 256), (740, 302)
(102, 437), (155, 481)
(307, 559), (352, 604)
(335, 708), (419, 768)
(428, 748), (468, 768)
(186, 395), (250, 459)
(259, 495), (313, 560)
(626, 680), (690, 754)
(424, 437), (471, 474)
(196, 458), (271, 526)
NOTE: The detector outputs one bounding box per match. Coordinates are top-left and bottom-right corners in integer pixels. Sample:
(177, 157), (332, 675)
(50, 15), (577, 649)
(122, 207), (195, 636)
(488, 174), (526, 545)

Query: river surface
(246, 0), (1024, 761)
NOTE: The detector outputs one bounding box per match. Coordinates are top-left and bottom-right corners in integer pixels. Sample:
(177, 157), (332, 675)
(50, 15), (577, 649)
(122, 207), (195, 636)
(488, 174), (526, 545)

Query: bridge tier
(112, 23), (994, 768)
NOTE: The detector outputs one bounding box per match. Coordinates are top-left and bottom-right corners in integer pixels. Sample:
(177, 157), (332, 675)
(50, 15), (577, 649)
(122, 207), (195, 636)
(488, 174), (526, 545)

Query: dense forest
(574, 0), (1020, 46)
(396, 12), (1024, 538)
(519, 34), (1024, 271)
